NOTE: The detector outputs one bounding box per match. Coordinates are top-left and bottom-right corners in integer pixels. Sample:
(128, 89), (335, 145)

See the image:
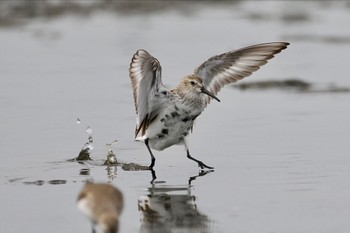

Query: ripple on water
(272, 153), (335, 193)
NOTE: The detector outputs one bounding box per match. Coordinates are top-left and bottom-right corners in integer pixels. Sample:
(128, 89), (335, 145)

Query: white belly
(145, 105), (200, 151)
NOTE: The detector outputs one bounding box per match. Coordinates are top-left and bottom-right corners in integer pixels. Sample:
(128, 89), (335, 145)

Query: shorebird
(77, 182), (124, 233)
(129, 42), (289, 170)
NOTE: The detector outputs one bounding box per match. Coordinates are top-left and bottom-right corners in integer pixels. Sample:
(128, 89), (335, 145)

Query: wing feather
(194, 42), (289, 105)
(129, 49), (168, 138)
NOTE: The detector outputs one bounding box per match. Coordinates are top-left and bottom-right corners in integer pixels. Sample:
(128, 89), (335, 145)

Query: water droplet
(86, 126), (92, 135)
(77, 118), (81, 124)
(111, 139), (118, 145)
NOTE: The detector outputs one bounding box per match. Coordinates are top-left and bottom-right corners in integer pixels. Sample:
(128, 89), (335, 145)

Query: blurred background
(0, 1), (349, 233)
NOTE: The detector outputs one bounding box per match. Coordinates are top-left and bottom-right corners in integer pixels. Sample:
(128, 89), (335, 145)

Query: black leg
(150, 168), (157, 184)
(186, 150), (214, 170)
(92, 224), (96, 233)
(145, 138), (156, 169)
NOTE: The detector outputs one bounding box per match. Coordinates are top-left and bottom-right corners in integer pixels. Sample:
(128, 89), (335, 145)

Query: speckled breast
(147, 104), (200, 151)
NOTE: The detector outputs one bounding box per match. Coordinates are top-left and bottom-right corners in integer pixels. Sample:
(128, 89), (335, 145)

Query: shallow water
(1, 1), (350, 233)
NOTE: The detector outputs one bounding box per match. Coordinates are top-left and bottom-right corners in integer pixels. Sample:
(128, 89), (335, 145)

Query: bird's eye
(190, 81), (196, 86)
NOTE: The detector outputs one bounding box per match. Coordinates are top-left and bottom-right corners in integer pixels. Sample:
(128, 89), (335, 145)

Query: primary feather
(129, 49), (168, 138)
(194, 42), (289, 105)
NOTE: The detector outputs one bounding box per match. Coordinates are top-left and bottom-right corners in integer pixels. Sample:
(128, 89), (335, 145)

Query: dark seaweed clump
(234, 79), (350, 93)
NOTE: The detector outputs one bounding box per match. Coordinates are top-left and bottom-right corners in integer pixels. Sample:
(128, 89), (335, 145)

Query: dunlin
(129, 42), (289, 169)
(77, 182), (123, 233)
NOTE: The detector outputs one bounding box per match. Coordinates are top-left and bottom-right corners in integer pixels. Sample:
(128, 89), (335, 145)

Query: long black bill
(201, 87), (220, 102)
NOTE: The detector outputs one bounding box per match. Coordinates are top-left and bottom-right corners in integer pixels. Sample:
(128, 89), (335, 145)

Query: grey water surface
(1, 1), (350, 233)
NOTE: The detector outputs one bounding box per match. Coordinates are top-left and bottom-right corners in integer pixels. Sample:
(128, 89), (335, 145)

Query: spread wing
(129, 49), (168, 138)
(194, 42), (289, 105)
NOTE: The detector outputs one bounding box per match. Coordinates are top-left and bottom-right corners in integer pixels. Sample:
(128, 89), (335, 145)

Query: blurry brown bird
(77, 182), (123, 233)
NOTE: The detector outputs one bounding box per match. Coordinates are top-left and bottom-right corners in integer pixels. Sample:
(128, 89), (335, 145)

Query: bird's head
(180, 75), (220, 102)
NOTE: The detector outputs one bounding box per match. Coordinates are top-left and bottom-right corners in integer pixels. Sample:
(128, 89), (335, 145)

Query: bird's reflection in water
(79, 168), (90, 176)
(138, 170), (213, 233)
(106, 165), (118, 182)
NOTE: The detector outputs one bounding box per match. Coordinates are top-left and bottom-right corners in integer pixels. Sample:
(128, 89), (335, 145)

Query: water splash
(76, 126), (93, 161)
(103, 140), (118, 165)
(83, 126), (94, 152)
